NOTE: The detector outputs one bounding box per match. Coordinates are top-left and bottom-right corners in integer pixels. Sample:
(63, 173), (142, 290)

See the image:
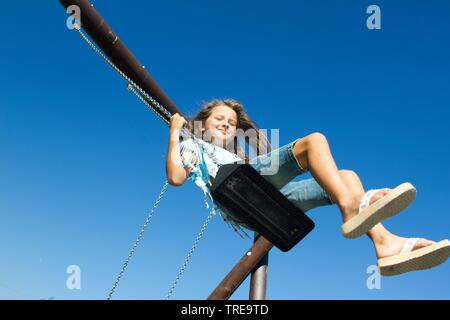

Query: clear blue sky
(1, 0), (449, 300)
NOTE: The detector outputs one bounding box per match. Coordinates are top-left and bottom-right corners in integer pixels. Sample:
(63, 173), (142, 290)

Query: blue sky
(1, 0), (449, 300)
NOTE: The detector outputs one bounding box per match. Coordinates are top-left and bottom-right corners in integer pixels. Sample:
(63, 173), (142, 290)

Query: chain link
(165, 207), (216, 300)
(76, 26), (227, 168)
(74, 25), (172, 124)
(107, 181), (169, 300)
(76, 26), (224, 168)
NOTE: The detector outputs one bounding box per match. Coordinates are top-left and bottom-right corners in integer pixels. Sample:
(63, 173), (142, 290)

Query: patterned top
(179, 137), (251, 238)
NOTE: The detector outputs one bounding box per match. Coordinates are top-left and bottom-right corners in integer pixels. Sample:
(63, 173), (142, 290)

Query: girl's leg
(338, 169), (434, 259)
(337, 169), (393, 240)
(292, 133), (366, 222)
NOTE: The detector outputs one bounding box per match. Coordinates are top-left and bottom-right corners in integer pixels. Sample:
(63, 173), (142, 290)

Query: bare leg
(292, 133), (364, 222)
(338, 169), (435, 259)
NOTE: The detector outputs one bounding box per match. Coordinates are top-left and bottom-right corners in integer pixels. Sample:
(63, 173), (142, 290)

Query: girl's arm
(166, 114), (195, 186)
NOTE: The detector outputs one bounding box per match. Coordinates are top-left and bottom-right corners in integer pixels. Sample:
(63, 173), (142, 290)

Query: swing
(66, 13), (315, 299)
(211, 163), (315, 252)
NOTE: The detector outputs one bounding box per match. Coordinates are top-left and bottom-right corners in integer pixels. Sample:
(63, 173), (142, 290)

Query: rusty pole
(59, 0), (180, 122)
(249, 233), (268, 300)
(208, 236), (273, 300)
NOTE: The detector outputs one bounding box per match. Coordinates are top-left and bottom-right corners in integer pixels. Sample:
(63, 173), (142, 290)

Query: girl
(166, 98), (450, 276)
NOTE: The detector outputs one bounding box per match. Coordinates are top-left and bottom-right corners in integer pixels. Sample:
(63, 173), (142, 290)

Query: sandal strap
(400, 238), (420, 254)
(359, 189), (380, 213)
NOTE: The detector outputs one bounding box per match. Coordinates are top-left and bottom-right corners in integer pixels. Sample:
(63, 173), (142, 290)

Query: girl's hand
(169, 113), (187, 132)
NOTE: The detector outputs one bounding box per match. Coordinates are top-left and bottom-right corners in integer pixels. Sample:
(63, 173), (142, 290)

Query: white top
(179, 137), (242, 178)
(179, 137), (250, 238)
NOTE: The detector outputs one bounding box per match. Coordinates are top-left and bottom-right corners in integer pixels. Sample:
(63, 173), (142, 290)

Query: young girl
(166, 98), (450, 276)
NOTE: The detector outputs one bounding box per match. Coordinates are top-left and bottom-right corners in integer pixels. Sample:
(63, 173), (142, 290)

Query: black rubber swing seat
(210, 163), (315, 252)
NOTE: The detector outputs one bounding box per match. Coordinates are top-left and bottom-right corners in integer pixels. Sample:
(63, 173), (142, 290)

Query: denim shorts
(248, 139), (334, 213)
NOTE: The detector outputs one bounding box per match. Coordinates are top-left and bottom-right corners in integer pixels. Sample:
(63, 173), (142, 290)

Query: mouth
(217, 128), (228, 135)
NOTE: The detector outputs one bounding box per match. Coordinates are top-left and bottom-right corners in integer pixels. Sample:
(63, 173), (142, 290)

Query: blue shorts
(248, 139), (334, 212)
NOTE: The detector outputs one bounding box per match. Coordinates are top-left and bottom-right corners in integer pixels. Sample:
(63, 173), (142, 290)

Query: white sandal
(378, 239), (450, 276)
(341, 182), (416, 239)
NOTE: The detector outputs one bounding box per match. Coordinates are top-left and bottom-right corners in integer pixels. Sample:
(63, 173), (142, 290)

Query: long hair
(186, 99), (271, 162)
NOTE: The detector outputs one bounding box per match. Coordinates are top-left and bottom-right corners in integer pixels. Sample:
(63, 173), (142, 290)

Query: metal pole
(208, 236), (273, 300)
(59, 0), (180, 122)
(249, 233), (268, 300)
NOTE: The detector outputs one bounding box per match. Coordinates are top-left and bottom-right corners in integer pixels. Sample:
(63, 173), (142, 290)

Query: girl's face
(202, 105), (238, 147)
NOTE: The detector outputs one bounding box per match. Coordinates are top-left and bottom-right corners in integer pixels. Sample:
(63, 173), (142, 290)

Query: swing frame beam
(60, 0), (179, 122)
(59, 0), (269, 300)
(208, 234), (272, 300)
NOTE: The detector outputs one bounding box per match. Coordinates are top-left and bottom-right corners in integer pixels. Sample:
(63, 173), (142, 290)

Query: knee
(339, 169), (362, 186)
(339, 169), (357, 178)
(292, 132), (328, 159)
(292, 132), (328, 162)
(306, 132), (328, 146)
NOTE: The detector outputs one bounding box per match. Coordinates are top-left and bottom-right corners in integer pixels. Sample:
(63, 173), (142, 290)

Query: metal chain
(127, 83), (169, 125)
(73, 24), (172, 124)
(193, 139), (223, 168)
(165, 206), (216, 300)
(72, 24), (225, 299)
(107, 181), (169, 300)
(75, 25), (224, 169)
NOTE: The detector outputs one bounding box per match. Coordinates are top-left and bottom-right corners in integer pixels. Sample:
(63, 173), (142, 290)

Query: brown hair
(186, 99), (271, 162)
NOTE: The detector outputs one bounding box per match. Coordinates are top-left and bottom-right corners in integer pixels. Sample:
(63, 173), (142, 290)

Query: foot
(375, 235), (436, 260)
(340, 188), (390, 223)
